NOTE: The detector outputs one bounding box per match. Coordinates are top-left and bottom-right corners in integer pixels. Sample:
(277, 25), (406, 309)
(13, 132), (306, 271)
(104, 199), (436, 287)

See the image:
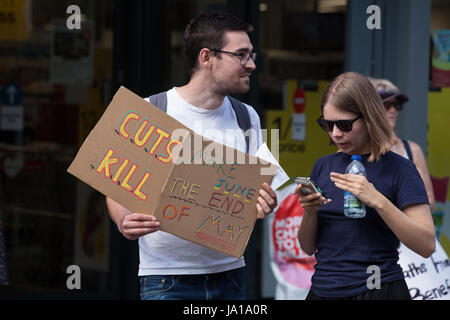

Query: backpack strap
(147, 92), (251, 153)
(148, 92), (168, 112)
(228, 96), (251, 153)
(402, 139), (413, 161)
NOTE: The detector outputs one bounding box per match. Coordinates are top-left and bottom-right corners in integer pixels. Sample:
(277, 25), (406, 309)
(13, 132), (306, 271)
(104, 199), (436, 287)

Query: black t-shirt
(309, 151), (429, 298)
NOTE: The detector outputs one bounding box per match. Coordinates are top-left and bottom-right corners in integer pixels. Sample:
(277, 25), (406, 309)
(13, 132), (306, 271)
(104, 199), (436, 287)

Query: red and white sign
(271, 186), (316, 292)
(292, 88), (306, 113)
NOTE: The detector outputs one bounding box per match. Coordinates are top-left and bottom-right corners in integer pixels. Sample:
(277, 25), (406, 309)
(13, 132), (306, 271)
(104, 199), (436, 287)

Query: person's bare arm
(295, 184), (331, 256)
(409, 141), (436, 212)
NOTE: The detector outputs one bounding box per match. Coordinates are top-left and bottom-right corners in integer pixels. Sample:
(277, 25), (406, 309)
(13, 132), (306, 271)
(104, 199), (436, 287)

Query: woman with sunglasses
(295, 72), (435, 300)
(369, 77), (436, 213)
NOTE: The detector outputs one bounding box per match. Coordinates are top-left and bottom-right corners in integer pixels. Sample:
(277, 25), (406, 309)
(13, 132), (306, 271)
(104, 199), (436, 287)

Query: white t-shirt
(139, 87), (262, 275)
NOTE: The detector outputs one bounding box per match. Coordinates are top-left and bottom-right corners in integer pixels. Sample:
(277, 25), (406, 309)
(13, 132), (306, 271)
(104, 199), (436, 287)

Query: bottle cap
(351, 155), (362, 161)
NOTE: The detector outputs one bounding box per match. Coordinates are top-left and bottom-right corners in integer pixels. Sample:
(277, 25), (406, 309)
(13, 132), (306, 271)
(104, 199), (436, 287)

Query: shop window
(259, 0), (346, 111)
(0, 0), (114, 297)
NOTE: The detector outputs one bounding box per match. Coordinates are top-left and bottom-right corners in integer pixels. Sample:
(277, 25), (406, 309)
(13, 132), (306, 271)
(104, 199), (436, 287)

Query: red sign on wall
(292, 88), (306, 113)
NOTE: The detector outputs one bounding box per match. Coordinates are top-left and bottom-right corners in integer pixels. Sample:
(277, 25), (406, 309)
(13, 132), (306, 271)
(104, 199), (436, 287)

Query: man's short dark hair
(184, 11), (253, 75)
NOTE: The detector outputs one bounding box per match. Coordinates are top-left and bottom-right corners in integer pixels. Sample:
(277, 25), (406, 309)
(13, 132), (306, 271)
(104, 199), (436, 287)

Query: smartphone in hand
(295, 177), (324, 196)
(295, 177), (329, 206)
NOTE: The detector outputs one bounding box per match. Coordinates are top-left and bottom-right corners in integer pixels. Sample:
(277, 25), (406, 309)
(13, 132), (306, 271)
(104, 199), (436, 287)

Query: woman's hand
(330, 172), (383, 207)
(294, 183), (331, 213)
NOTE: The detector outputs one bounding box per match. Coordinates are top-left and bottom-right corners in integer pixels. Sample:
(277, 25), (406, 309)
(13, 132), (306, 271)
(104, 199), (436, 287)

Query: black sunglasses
(317, 115), (362, 132)
(383, 100), (403, 111)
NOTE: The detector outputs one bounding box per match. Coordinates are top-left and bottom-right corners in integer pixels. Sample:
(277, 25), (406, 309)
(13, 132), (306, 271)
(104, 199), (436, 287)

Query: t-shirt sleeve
(395, 161), (429, 210)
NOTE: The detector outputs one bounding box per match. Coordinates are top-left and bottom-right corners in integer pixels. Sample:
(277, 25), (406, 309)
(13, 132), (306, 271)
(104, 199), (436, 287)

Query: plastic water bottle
(344, 155), (366, 218)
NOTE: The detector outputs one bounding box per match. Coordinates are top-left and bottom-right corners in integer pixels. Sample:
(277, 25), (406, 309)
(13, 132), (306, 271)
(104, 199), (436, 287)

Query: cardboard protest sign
(67, 86), (276, 257)
(155, 139), (272, 256)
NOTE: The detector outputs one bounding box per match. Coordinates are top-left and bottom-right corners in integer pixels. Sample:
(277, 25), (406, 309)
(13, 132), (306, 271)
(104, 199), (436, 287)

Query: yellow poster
(428, 87), (450, 256)
(0, 0), (31, 41)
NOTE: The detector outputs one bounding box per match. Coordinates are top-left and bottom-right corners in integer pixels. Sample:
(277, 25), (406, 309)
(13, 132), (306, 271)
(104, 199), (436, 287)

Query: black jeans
(306, 279), (411, 300)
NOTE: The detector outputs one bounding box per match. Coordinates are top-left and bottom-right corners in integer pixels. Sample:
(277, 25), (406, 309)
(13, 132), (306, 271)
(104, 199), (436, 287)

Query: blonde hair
(367, 77), (400, 93)
(321, 72), (397, 162)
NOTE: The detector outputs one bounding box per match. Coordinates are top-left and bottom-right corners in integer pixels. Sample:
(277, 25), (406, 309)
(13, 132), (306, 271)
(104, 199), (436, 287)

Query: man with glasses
(208, 49), (257, 66)
(106, 11), (277, 300)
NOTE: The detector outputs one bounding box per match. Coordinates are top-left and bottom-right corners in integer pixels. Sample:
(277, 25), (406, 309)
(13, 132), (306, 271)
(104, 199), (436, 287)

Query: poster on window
(270, 183), (316, 300)
(0, 0), (31, 41)
(50, 19), (93, 85)
(398, 240), (450, 300)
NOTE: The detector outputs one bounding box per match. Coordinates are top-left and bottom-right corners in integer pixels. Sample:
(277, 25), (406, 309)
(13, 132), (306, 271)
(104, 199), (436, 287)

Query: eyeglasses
(383, 100), (403, 111)
(209, 48), (257, 65)
(317, 115), (362, 132)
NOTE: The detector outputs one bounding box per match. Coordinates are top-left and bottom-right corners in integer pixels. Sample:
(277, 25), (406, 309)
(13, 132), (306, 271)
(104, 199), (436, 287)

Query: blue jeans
(139, 267), (246, 300)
